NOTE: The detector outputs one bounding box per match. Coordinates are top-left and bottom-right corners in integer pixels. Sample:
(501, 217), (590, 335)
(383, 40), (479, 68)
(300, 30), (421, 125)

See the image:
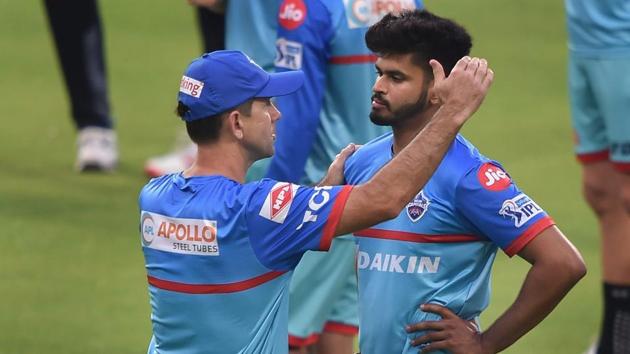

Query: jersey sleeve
(455, 161), (556, 257)
(264, 0), (334, 182)
(245, 179), (353, 270)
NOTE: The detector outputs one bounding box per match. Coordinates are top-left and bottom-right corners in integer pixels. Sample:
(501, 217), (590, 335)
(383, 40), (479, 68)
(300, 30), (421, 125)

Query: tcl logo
(278, 0), (306, 30)
(477, 162), (511, 191)
(297, 186), (332, 230)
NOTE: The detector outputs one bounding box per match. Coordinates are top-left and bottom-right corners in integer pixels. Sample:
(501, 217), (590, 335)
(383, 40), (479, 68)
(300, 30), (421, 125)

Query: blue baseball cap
(177, 50), (304, 121)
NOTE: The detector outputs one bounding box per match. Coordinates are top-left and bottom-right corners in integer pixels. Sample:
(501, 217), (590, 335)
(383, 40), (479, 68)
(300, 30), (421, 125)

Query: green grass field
(0, 1), (601, 353)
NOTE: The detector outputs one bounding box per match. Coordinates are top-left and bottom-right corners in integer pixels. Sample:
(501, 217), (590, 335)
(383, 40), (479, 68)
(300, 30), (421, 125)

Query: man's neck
(183, 142), (251, 183)
(391, 109), (437, 156)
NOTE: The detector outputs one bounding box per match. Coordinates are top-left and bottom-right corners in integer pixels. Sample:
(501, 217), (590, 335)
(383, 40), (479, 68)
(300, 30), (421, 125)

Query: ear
(226, 110), (244, 140)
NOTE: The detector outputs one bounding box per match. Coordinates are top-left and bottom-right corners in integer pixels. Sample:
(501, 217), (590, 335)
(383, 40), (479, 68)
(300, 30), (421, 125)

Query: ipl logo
(141, 212), (156, 246)
(406, 190), (430, 223)
(499, 194), (542, 228)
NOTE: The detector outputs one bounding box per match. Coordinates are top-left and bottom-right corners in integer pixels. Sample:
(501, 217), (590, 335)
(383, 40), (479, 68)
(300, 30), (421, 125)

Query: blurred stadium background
(0, 0), (600, 353)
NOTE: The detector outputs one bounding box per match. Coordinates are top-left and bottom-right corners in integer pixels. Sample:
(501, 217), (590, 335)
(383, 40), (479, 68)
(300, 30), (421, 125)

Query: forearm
(336, 105), (466, 235)
(480, 263), (581, 353)
(364, 104), (466, 210)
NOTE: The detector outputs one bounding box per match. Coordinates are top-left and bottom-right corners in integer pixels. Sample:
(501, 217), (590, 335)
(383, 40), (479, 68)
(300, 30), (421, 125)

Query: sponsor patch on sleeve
(259, 182), (300, 223)
(278, 0), (306, 30)
(477, 162), (511, 191)
(141, 211), (219, 255)
(275, 38), (303, 70)
(343, 0), (418, 29)
(498, 194), (543, 227)
(179, 75), (204, 98)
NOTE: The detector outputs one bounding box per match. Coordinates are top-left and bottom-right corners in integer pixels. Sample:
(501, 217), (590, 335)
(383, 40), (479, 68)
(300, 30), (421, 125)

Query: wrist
(435, 103), (471, 127)
(479, 332), (498, 354)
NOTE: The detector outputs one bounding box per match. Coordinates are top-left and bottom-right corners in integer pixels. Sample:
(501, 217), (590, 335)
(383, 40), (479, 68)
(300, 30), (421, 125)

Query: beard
(369, 90), (429, 126)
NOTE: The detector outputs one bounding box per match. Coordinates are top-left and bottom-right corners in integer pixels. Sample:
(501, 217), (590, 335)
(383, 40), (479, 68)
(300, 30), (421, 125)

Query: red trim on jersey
(320, 186), (354, 251)
(504, 216), (555, 257)
(329, 54), (377, 65)
(576, 150), (609, 164)
(147, 271), (286, 294)
(354, 228), (482, 243)
(288, 333), (320, 347)
(613, 162), (630, 174)
(323, 321), (359, 336)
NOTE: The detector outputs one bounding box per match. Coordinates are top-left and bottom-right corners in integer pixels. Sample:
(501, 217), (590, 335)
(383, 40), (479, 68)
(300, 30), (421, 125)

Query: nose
(270, 102), (281, 122)
(372, 75), (386, 95)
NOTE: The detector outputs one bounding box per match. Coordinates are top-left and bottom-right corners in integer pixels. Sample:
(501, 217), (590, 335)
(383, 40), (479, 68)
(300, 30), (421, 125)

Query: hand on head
(429, 56), (494, 123)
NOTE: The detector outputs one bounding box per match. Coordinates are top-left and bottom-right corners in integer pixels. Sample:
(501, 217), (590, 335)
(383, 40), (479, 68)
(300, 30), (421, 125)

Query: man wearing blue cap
(138, 49), (494, 353)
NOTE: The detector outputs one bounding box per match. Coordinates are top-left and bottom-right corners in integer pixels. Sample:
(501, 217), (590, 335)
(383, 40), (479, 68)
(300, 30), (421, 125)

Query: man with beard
(139, 48), (495, 353)
(344, 10), (586, 353)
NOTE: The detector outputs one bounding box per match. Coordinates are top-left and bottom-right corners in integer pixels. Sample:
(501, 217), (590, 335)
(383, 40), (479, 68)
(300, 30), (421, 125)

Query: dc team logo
(477, 162), (511, 191)
(499, 193), (543, 227)
(406, 190), (430, 223)
(259, 182), (299, 223)
(278, 0), (306, 30)
(141, 212), (156, 246)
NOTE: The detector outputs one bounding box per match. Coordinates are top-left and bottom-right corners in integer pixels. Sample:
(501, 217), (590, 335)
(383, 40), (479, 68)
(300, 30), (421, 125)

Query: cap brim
(256, 70), (304, 98)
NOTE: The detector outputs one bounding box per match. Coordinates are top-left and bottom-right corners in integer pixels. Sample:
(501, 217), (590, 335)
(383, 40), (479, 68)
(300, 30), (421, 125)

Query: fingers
(429, 59), (445, 83)
(411, 331), (449, 346)
(476, 58), (488, 78)
(339, 143), (357, 157)
(466, 57), (480, 75)
(420, 303), (457, 319)
(483, 68), (495, 91)
(406, 320), (446, 333)
(420, 340), (450, 353)
(450, 56), (471, 75)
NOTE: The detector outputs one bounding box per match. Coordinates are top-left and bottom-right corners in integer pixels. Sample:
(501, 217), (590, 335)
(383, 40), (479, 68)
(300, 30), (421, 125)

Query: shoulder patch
(275, 37), (303, 70)
(498, 194), (543, 227)
(343, 0), (418, 29)
(278, 0), (307, 30)
(477, 162), (511, 191)
(259, 182), (300, 223)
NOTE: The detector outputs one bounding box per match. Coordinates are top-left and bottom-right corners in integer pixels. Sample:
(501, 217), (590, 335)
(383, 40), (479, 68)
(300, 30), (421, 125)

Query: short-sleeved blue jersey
(267, 0), (422, 184)
(139, 173), (352, 354)
(344, 133), (555, 354)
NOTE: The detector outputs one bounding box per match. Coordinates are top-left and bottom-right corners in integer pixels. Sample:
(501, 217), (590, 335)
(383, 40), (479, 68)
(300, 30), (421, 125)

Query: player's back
(139, 174), (291, 354)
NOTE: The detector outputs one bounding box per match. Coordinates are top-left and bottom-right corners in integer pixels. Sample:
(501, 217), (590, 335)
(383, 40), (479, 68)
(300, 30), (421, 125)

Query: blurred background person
(564, 0), (630, 353)
(144, 0), (278, 179)
(43, 0), (117, 172)
(268, 1), (422, 353)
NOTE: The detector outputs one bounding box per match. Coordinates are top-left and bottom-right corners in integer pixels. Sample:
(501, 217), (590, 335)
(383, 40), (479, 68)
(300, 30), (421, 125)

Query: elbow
(568, 256), (587, 283)
(380, 196), (409, 220)
(558, 254), (587, 286)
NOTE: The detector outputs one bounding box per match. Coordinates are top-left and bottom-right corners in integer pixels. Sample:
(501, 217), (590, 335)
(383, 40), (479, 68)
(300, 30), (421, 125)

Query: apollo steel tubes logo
(141, 212), (156, 246)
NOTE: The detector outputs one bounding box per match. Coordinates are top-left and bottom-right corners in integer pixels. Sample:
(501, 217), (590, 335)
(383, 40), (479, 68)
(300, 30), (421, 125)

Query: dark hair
(365, 10), (472, 77)
(176, 100), (254, 145)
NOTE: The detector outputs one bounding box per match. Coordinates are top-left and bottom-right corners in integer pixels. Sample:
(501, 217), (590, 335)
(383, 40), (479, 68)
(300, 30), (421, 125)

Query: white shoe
(583, 340), (598, 354)
(144, 143), (196, 178)
(75, 127), (118, 172)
